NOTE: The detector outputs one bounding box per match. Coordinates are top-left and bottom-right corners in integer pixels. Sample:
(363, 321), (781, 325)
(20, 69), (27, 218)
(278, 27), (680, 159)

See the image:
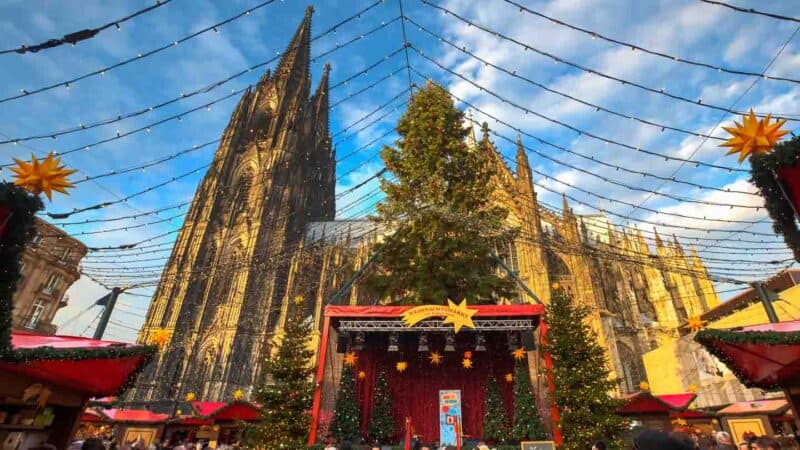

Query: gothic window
(616, 341), (646, 395)
(232, 172), (253, 218)
(545, 250), (572, 288)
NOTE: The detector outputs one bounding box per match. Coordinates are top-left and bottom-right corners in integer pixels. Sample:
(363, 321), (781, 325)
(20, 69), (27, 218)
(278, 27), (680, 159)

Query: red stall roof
(324, 303), (544, 318)
(718, 399), (790, 416)
(618, 391), (696, 415)
(97, 408), (170, 423)
(0, 332), (155, 396)
(695, 321), (800, 389)
(80, 409), (106, 423)
(189, 401), (261, 421)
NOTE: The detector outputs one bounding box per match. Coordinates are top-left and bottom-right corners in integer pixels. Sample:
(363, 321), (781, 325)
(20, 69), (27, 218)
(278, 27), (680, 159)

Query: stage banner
(439, 389), (462, 446)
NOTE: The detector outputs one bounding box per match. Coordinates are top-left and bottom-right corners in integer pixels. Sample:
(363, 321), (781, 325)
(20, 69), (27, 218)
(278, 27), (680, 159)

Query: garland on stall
(0, 182), (43, 354)
(750, 137), (800, 262)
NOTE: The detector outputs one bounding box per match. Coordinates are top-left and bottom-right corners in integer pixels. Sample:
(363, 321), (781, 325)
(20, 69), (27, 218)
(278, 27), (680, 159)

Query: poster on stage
(439, 389), (462, 446)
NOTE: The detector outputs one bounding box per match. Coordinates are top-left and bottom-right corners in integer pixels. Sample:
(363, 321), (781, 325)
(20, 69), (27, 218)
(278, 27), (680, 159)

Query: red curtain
(777, 166), (800, 215)
(354, 335), (515, 444)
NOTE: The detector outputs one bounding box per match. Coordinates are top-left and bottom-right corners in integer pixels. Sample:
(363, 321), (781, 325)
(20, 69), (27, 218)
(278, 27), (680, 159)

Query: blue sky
(0, 0), (798, 341)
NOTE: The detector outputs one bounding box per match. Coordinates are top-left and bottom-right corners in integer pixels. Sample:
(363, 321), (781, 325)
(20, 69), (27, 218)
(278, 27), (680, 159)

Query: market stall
(716, 399), (794, 445)
(0, 332), (155, 449)
(617, 391), (698, 431)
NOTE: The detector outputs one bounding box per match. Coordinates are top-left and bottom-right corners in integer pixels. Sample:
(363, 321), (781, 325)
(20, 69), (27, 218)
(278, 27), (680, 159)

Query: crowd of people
(77, 437), (242, 450)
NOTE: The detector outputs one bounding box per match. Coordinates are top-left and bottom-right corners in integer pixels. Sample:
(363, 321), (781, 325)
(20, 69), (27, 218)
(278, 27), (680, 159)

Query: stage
(308, 303), (553, 445)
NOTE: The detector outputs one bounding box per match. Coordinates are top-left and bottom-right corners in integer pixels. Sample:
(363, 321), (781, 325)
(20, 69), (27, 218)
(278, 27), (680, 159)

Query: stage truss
(337, 318), (536, 332)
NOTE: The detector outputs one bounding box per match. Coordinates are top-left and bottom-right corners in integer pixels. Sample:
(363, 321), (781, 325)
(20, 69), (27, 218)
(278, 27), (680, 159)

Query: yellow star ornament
(358, 370), (367, 380)
(639, 381), (650, 391)
(428, 352), (443, 365)
(185, 392), (196, 401)
(442, 299), (478, 333)
(672, 418), (688, 427)
(685, 316), (706, 333)
(396, 361), (408, 373)
(149, 328), (170, 348)
(343, 352), (358, 367)
(721, 109), (788, 163)
(233, 389), (244, 401)
(11, 152), (77, 200)
(512, 347), (526, 361)
(461, 358), (473, 369)
(504, 373), (514, 383)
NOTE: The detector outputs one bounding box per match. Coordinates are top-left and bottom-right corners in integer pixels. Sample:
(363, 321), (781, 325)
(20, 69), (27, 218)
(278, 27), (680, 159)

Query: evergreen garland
(245, 300), (315, 448)
(750, 136), (800, 262)
(368, 370), (394, 444)
(545, 285), (624, 450)
(511, 358), (546, 441)
(330, 364), (361, 443)
(482, 374), (510, 444)
(0, 182), (43, 354)
(366, 81), (517, 305)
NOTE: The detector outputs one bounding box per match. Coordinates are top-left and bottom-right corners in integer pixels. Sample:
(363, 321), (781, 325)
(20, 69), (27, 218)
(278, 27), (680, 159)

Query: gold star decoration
(429, 352), (443, 365)
(671, 418), (688, 427)
(233, 389), (244, 401)
(685, 316), (706, 333)
(512, 347), (526, 361)
(442, 299), (478, 333)
(504, 373), (514, 383)
(463, 351), (473, 359)
(343, 352), (358, 367)
(175, 409), (182, 416)
(149, 328), (170, 348)
(688, 384), (698, 393)
(639, 381), (650, 391)
(396, 361), (408, 373)
(358, 370), (367, 380)
(185, 392), (196, 401)
(552, 282), (560, 290)
(293, 295), (304, 305)
(721, 109), (788, 163)
(11, 152), (77, 200)
(462, 358), (473, 369)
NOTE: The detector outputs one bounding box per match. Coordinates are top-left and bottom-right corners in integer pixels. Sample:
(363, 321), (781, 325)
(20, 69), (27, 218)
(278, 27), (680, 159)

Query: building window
(25, 300), (46, 329)
(61, 247), (72, 262)
(31, 232), (42, 245)
(43, 273), (62, 295)
(19, 260), (26, 274)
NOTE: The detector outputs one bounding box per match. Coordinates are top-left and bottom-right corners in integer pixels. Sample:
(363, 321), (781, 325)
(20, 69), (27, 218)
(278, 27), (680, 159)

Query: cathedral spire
(562, 192), (571, 217)
(276, 6), (313, 79)
(672, 233), (684, 255)
(466, 110), (478, 149)
(313, 63), (331, 140)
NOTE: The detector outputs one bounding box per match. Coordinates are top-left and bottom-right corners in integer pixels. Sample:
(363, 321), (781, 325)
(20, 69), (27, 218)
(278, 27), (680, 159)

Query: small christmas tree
(545, 285), (624, 450)
(368, 371), (395, 444)
(511, 357), (546, 441)
(245, 298), (315, 449)
(482, 375), (510, 444)
(329, 364), (360, 443)
(366, 81), (516, 305)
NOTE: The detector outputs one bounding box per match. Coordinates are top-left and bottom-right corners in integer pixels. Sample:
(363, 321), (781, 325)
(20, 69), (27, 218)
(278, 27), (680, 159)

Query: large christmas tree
(545, 285), (624, 450)
(366, 81), (516, 305)
(329, 362), (360, 443)
(368, 371), (394, 444)
(511, 358), (546, 441)
(482, 374), (510, 444)
(245, 298), (315, 449)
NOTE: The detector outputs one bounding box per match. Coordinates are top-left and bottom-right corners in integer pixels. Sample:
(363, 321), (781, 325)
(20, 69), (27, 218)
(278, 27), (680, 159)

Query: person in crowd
(81, 438), (105, 450)
(592, 441), (606, 450)
(634, 430), (695, 450)
(715, 431), (735, 450)
(323, 440), (336, 450)
(172, 441), (185, 450)
(475, 441), (489, 450)
(339, 442), (353, 450)
(697, 433), (716, 450)
(752, 437), (780, 450)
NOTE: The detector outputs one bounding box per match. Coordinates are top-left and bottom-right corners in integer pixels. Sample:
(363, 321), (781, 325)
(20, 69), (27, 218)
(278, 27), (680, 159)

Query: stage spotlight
(418, 334), (429, 352)
(444, 333), (456, 352)
(336, 334), (349, 353)
(352, 332), (365, 352)
(507, 332), (519, 351)
(388, 332), (399, 352)
(521, 331), (536, 351)
(475, 333), (486, 352)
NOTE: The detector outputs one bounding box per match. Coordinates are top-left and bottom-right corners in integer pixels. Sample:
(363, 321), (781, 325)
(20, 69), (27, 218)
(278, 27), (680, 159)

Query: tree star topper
(11, 152), (77, 200)
(401, 299), (478, 333)
(343, 352), (358, 367)
(721, 109), (788, 163)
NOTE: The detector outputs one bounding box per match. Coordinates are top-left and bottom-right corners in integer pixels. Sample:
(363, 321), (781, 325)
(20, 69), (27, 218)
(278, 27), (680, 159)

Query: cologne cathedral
(128, 9), (719, 405)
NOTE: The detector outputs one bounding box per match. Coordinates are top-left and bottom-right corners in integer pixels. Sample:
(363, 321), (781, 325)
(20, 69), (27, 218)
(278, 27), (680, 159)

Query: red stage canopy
(618, 392), (696, 415)
(695, 321), (800, 389)
(189, 401), (261, 421)
(324, 303), (544, 318)
(0, 332), (155, 396)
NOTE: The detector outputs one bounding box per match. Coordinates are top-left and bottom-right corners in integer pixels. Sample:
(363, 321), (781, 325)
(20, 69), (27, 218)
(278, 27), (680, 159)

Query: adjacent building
(11, 218), (87, 335)
(129, 8), (720, 404)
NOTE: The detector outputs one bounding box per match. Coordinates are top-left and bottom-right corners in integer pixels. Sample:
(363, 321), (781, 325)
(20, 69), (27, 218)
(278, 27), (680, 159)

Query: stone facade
(129, 9), (720, 404)
(12, 219), (87, 335)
